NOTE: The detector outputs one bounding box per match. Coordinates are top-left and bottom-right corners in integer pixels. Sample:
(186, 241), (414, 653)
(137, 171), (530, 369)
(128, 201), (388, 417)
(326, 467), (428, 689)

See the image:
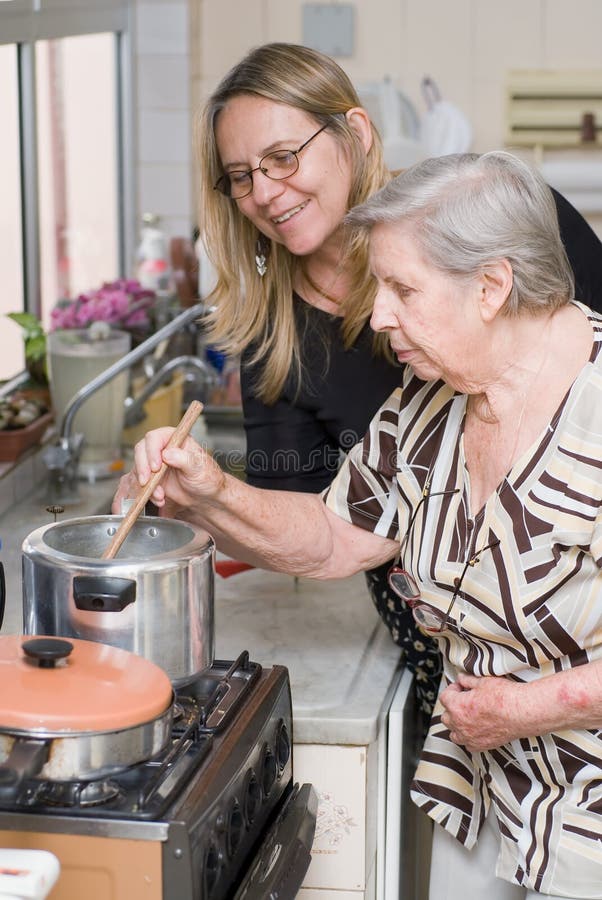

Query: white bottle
(136, 213), (171, 291)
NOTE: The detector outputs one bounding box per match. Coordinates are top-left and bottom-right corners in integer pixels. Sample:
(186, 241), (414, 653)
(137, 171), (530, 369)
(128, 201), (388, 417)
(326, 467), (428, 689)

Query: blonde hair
(196, 42), (390, 403)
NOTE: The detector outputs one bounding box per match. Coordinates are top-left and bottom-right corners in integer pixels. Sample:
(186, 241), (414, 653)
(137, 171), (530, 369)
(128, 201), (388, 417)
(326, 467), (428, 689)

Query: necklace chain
(302, 267), (340, 305)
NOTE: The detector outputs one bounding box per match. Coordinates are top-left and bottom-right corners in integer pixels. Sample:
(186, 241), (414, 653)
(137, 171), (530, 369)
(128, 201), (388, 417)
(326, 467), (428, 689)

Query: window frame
(0, 0), (134, 324)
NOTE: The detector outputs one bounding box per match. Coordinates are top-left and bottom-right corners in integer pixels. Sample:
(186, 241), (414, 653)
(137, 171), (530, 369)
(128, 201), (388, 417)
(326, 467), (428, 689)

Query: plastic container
(122, 371), (185, 446)
(135, 213), (171, 292)
(0, 849), (60, 899)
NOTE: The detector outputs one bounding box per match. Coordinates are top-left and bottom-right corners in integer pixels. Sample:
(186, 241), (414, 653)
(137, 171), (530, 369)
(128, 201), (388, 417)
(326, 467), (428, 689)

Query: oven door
(233, 783), (317, 900)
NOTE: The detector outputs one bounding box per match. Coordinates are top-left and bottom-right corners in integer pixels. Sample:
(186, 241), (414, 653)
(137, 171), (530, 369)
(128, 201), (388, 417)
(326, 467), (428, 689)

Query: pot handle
(0, 738), (49, 801)
(0, 562), (5, 631)
(73, 575), (137, 613)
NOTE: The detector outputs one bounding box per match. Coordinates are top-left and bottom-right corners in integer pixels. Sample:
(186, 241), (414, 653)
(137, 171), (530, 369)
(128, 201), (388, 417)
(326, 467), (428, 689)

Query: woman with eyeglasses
(195, 42), (602, 740)
(116, 148), (602, 898)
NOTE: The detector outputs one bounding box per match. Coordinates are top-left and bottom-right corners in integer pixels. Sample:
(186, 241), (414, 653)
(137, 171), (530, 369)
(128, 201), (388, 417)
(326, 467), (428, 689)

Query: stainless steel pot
(0, 635), (174, 790)
(22, 515), (215, 685)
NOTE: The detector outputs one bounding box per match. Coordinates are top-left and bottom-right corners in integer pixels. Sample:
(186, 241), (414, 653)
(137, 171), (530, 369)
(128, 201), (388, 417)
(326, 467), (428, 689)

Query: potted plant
(1, 314), (52, 460)
(6, 312), (48, 387)
(49, 279), (156, 342)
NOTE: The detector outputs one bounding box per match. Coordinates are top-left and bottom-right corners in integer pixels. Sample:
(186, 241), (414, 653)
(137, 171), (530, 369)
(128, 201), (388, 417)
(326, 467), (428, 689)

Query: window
(36, 33), (120, 322)
(0, 43), (25, 376)
(0, 1), (132, 382)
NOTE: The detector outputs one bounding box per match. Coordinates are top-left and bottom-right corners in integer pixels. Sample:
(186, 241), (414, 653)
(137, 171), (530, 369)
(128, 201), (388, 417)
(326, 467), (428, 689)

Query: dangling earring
(255, 234), (270, 277)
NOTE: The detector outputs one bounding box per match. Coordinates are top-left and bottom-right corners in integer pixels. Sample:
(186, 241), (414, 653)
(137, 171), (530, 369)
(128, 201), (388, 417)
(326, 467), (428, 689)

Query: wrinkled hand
(439, 673), (526, 752)
(112, 426), (226, 516)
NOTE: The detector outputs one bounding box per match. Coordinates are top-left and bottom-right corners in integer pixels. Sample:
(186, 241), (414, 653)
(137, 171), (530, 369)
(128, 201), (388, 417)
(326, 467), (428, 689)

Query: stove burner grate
(34, 779), (123, 808)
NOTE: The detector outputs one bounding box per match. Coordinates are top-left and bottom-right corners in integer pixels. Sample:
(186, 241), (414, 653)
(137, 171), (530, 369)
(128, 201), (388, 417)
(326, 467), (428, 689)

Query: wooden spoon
(102, 399), (203, 560)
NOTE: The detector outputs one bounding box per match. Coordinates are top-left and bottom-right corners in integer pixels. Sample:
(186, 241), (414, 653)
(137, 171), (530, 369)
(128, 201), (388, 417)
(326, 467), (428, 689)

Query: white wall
(194, 0), (601, 145)
(136, 0), (602, 242)
(134, 0), (194, 247)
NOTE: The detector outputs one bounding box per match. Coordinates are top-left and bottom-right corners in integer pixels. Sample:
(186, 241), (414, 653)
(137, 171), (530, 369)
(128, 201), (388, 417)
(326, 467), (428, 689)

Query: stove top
(0, 652), (262, 821)
(0, 652), (315, 900)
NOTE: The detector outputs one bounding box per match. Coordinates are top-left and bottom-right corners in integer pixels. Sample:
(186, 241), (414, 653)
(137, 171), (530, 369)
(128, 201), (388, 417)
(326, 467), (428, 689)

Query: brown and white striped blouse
(325, 303), (602, 896)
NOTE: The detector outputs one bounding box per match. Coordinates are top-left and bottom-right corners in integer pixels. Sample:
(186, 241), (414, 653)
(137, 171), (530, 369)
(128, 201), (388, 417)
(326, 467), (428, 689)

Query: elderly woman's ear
(478, 258), (514, 322)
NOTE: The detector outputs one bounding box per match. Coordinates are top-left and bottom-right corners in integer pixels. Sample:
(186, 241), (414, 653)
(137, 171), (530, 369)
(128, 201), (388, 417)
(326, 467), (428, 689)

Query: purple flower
(49, 280), (156, 333)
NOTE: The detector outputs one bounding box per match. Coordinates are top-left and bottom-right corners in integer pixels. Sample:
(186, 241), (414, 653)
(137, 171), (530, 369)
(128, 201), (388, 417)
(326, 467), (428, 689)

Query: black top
(242, 302), (402, 491)
(551, 188), (602, 311)
(241, 190), (602, 493)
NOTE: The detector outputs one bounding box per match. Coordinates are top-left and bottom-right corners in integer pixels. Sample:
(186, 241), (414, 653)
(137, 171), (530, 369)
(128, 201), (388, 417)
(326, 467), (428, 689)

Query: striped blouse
(324, 304), (602, 897)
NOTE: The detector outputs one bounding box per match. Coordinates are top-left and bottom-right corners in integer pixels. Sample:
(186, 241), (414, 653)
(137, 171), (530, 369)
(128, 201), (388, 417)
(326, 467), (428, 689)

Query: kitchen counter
(215, 566), (402, 745)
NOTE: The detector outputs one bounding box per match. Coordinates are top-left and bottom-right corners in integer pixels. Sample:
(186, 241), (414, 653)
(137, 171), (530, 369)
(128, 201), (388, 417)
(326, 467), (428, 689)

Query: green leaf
(6, 312), (45, 341)
(24, 334), (47, 362)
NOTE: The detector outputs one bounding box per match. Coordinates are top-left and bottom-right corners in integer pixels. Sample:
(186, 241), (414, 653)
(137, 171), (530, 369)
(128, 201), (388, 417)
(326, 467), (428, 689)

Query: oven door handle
(233, 782), (317, 900)
(0, 561), (5, 631)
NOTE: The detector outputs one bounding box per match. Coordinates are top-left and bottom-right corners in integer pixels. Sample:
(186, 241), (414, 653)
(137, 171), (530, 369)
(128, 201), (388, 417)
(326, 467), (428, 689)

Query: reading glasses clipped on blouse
(385, 476), (499, 635)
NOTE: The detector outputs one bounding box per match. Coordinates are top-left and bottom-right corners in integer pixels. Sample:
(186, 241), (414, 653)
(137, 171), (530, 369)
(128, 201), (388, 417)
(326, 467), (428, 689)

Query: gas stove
(0, 651), (317, 900)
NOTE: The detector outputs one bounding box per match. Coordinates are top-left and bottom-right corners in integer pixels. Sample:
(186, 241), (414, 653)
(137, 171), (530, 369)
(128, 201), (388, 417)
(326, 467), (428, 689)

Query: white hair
(345, 151), (574, 314)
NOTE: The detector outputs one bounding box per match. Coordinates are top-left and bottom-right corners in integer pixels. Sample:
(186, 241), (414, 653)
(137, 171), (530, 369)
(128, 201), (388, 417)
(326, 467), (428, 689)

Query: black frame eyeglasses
(214, 123), (329, 200)
(388, 538), (499, 635)
(386, 476), (499, 634)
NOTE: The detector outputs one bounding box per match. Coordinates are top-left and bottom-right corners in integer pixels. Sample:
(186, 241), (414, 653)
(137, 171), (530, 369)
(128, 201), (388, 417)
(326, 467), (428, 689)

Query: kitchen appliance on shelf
(0, 647), (317, 900)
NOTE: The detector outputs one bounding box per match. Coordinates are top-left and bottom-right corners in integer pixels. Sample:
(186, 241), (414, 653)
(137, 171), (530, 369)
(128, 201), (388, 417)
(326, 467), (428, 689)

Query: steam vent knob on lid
(22, 638), (74, 668)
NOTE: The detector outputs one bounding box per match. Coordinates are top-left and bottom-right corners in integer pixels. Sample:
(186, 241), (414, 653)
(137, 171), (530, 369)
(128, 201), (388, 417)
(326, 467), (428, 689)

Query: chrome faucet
(44, 301), (211, 504)
(123, 354), (216, 427)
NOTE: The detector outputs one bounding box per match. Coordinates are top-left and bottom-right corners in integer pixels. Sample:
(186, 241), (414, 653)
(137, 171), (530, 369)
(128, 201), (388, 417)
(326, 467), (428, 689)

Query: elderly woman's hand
(439, 673), (525, 752)
(112, 426), (226, 516)
(440, 661), (602, 753)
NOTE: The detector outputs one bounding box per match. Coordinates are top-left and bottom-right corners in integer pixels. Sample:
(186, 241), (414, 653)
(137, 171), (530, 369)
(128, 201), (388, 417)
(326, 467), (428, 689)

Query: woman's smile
(271, 200), (310, 226)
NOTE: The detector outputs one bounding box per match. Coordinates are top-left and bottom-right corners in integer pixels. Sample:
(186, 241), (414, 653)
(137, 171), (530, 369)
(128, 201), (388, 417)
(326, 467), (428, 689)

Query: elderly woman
(116, 151), (602, 899)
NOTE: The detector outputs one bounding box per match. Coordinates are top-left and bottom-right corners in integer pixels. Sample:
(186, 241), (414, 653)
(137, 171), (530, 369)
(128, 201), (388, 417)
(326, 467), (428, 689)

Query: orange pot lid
(0, 635), (173, 733)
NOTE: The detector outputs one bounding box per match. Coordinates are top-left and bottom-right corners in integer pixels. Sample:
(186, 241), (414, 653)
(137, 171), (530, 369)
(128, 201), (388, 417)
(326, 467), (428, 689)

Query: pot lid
(0, 636), (173, 733)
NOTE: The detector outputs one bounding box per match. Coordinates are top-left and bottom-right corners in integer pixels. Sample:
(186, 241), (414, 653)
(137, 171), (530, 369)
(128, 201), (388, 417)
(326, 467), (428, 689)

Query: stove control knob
(215, 812), (226, 832)
(275, 720), (291, 772)
(261, 745), (277, 798)
(226, 799), (244, 859)
(243, 768), (261, 825)
(203, 839), (221, 896)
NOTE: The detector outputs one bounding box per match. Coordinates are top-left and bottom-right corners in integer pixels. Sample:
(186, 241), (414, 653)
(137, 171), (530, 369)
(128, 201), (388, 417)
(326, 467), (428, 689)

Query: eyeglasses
(386, 476), (498, 634)
(214, 123), (329, 200)
(388, 538), (499, 635)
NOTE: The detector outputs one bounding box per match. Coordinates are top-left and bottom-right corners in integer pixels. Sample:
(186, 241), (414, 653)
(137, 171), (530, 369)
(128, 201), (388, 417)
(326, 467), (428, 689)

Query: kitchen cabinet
(294, 743), (378, 897)
(214, 567), (430, 900)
